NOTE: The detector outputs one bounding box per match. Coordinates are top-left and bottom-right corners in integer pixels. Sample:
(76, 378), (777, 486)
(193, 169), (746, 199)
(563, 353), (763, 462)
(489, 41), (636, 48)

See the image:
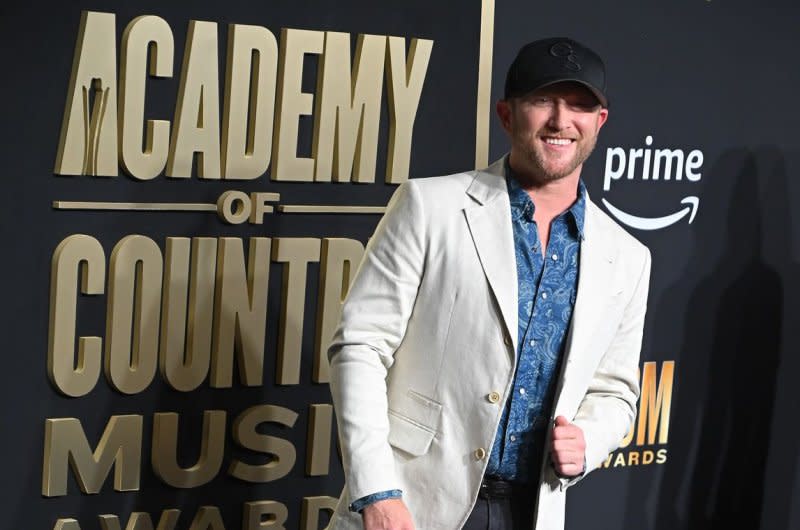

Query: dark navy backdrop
(2, 1), (799, 529)
(490, 2), (800, 529)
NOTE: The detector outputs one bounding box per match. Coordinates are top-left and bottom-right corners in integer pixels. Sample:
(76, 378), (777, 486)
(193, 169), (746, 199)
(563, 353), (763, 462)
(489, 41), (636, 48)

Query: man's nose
(546, 101), (569, 130)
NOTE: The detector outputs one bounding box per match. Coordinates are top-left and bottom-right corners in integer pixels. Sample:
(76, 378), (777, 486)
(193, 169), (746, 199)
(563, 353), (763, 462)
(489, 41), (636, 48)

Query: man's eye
(532, 97), (552, 106)
(570, 102), (599, 112)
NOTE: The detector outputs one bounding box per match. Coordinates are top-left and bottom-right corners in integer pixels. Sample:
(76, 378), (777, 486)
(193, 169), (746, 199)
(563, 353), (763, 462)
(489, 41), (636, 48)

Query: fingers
(550, 417), (586, 477)
(551, 437), (585, 454)
(551, 456), (584, 477)
(551, 417), (583, 444)
(550, 439), (584, 477)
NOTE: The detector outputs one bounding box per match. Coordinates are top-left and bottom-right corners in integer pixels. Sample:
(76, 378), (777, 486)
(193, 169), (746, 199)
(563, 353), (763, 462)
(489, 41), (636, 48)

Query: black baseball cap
(504, 37), (608, 107)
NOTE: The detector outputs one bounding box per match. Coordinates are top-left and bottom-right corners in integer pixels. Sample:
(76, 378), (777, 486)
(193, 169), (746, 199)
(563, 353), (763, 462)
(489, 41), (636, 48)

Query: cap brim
(513, 78), (608, 108)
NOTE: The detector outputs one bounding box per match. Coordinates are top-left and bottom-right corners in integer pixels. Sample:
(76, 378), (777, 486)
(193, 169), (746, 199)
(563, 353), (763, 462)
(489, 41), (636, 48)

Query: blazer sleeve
(569, 245), (652, 482)
(328, 179), (427, 502)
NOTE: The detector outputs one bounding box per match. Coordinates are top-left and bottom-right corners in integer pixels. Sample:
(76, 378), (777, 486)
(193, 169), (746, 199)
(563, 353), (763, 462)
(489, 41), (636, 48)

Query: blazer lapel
(464, 160), (519, 352)
(556, 200), (619, 400)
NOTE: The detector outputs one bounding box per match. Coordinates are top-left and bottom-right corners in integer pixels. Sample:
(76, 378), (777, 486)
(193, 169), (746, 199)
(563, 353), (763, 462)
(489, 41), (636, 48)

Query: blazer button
(474, 447), (487, 460)
(503, 334), (512, 347)
(487, 391), (501, 404)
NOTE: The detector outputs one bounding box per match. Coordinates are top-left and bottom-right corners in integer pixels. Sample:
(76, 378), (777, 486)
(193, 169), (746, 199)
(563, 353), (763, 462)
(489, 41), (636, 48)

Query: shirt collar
(505, 159), (587, 240)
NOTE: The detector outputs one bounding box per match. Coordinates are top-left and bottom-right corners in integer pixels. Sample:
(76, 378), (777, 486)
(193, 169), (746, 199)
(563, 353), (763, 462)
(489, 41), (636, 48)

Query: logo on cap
(549, 42), (582, 72)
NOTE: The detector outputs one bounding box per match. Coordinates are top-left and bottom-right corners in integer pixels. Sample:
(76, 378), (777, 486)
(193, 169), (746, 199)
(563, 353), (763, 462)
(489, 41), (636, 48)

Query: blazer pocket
(387, 390), (443, 456)
(387, 411), (437, 456)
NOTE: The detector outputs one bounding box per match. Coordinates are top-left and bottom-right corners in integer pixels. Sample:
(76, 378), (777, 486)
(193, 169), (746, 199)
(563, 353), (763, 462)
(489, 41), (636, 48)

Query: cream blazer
(327, 159), (651, 530)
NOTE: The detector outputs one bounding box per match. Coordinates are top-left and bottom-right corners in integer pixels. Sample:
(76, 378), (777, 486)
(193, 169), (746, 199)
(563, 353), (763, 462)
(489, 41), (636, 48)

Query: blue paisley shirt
(484, 171), (585, 483)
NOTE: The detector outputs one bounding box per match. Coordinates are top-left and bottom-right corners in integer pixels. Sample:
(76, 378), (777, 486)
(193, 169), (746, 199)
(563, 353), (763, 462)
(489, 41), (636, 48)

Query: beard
(512, 125), (598, 184)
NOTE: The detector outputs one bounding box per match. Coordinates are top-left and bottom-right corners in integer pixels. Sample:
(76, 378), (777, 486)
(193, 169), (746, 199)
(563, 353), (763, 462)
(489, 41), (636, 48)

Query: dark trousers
(461, 477), (535, 530)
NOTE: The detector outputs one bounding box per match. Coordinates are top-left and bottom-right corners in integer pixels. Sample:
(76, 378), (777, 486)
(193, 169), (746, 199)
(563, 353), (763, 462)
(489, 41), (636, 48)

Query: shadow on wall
(647, 147), (799, 530)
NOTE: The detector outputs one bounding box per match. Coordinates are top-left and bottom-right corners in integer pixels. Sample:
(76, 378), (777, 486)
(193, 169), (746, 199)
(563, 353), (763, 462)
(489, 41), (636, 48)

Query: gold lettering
(160, 238), (216, 392)
(272, 29), (324, 181)
(300, 497), (337, 530)
(53, 520), (81, 530)
(229, 405), (298, 482)
(222, 25), (278, 180)
(249, 192), (280, 224)
(385, 37), (433, 183)
(155, 510), (181, 530)
(627, 450), (639, 466)
(152, 411), (226, 488)
(53, 519), (81, 530)
(105, 236), (163, 395)
(636, 361), (674, 445)
(613, 452), (626, 467)
(211, 238), (270, 387)
(97, 509), (180, 530)
(620, 416), (634, 448)
(217, 190), (252, 224)
(306, 404), (333, 476)
(188, 507), (226, 530)
(119, 15), (174, 179)
(244, 501), (289, 530)
(273, 238), (321, 385)
(55, 11), (118, 176)
(313, 33), (385, 183)
(48, 235), (105, 397)
(166, 21), (221, 179)
(656, 448), (667, 464)
(42, 415), (142, 496)
(99, 511), (173, 530)
(314, 238), (363, 382)
(98, 515), (124, 530)
(98, 515), (125, 530)
(642, 449), (654, 465)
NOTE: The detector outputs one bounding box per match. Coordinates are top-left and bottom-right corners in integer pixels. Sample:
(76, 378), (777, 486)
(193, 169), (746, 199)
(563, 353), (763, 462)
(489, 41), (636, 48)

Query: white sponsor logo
(602, 135), (704, 231)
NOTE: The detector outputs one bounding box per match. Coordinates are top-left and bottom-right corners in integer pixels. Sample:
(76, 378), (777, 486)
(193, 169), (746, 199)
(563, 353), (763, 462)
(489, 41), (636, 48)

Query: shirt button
(487, 391), (501, 404)
(519, 388), (526, 395)
(541, 292), (548, 300)
(552, 254), (558, 261)
(529, 339), (535, 347)
(474, 447), (487, 460)
(510, 435), (516, 442)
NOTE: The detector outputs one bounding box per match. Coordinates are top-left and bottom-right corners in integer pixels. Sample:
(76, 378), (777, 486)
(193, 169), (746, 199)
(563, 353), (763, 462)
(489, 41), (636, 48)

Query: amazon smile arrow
(601, 196), (699, 231)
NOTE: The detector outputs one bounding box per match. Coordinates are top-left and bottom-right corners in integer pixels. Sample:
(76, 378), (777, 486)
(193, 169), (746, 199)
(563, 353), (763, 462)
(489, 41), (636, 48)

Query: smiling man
(327, 38), (651, 530)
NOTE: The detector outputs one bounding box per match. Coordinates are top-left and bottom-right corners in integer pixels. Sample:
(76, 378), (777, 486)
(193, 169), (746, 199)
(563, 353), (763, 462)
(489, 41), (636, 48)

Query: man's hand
(362, 498), (415, 530)
(550, 415), (586, 478)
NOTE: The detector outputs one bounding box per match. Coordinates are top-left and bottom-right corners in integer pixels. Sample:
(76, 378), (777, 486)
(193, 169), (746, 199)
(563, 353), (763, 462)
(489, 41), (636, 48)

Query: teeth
(544, 138), (572, 145)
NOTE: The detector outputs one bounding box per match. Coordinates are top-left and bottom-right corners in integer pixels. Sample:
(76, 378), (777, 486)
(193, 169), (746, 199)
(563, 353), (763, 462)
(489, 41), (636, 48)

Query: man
(326, 37), (651, 530)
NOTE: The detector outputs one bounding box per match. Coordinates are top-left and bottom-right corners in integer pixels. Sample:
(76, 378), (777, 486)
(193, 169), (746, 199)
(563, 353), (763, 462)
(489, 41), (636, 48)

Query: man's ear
(496, 99), (513, 132)
(596, 107), (609, 130)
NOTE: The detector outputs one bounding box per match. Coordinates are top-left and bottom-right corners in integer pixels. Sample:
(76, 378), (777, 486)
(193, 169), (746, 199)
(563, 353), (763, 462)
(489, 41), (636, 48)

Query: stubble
(512, 123), (598, 184)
